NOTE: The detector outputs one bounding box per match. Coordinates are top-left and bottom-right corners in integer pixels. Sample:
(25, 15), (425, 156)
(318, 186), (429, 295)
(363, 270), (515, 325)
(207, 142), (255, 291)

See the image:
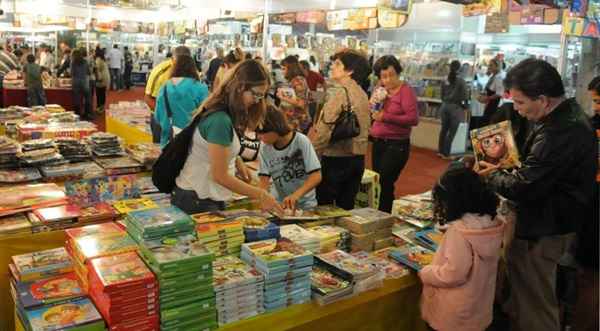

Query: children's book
(0, 183), (67, 217)
(24, 297), (104, 331)
(34, 205), (81, 223)
(64, 175), (140, 207)
(74, 232), (137, 263)
(0, 168), (42, 183)
(389, 244), (435, 271)
(0, 213), (31, 235)
(212, 256), (263, 291)
(311, 266), (352, 296)
(415, 229), (443, 251)
(316, 250), (377, 281)
(15, 272), (85, 309)
(12, 247), (73, 282)
(89, 252), (155, 292)
(470, 120), (521, 169)
(112, 198), (158, 214)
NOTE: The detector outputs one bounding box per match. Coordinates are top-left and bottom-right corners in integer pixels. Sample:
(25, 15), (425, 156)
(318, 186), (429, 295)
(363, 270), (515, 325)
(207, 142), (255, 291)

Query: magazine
(470, 120), (521, 169)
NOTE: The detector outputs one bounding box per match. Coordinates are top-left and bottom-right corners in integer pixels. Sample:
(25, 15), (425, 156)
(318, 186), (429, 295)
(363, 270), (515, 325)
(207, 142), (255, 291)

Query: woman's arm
(208, 143), (284, 214)
(380, 87), (419, 127)
(309, 87), (345, 152)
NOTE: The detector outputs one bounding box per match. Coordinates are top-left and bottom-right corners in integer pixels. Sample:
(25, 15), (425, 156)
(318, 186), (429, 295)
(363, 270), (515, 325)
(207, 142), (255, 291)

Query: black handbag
(322, 87), (360, 143)
(152, 108), (223, 193)
(150, 87), (174, 144)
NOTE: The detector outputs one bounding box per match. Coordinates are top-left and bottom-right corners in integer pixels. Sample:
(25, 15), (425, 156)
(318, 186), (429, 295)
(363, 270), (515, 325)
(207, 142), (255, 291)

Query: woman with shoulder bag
(370, 55), (419, 213)
(94, 48), (110, 113)
(309, 50), (371, 210)
(172, 60), (284, 216)
(438, 60), (468, 159)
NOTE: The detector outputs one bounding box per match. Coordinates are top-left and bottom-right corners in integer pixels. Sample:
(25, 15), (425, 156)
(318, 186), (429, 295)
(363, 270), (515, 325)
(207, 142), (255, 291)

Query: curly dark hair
(373, 55), (403, 79)
(332, 49), (371, 85)
(432, 163), (499, 225)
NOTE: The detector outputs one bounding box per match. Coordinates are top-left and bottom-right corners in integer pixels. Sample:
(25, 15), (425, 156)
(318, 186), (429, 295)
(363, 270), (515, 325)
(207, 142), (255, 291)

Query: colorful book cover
(0, 213), (31, 234)
(0, 168), (42, 183)
(415, 229), (443, 251)
(350, 208), (396, 224)
(213, 256), (263, 291)
(64, 175), (140, 207)
(127, 206), (194, 231)
(89, 252), (154, 291)
(34, 205), (81, 223)
(112, 198), (158, 214)
(94, 156), (142, 169)
(317, 250), (377, 279)
(311, 266), (351, 295)
(0, 183), (66, 217)
(139, 235), (214, 269)
(196, 220), (243, 237)
(74, 232), (137, 263)
(242, 238), (310, 266)
(280, 224), (320, 244)
(191, 212), (226, 225)
(392, 198), (434, 221)
(65, 222), (123, 242)
(78, 202), (117, 222)
(389, 244), (435, 271)
(236, 216), (271, 229)
(15, 272), (85, 309)
(470, 120), (521, 169)
(313, 205), (352, 218)
(12, 247), (73, 277)
(353, 249), (409, 279)
(25, 297), (103, 331)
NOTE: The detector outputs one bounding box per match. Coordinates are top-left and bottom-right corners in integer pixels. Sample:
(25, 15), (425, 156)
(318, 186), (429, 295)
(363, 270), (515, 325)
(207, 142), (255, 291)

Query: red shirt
(370, 84), (419, 140)
(305, 70), (325, 91)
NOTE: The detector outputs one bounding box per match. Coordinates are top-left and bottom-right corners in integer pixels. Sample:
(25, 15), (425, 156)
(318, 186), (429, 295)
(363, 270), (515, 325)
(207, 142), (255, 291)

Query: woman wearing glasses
(172, 60), (284, 216)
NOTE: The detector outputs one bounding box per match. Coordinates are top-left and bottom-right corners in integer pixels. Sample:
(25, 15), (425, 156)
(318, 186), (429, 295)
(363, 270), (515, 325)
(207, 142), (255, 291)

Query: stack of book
(40, 161), (105, 181)
(0, 213), (31, 236)
(124, 206), (195, 243)
(88, 252), (159, 330)
(389, 244), (435, 272)
(0, 183), (67, 217)
(392, 192), (434, 228)
(241, 238), (314, 312)
(213, 256), (264, 325)
(311, 265), (353, 305)
(30, 204), (81, 231)
(65, 223), (124, 257)
(351, 248), (410, 279)
(306, 225), (351, 253)
(316, 249), (382, 294)
(0, 168), (42, 184)
(138, 234), (217, 331)
(94, 156), (144, 176)
(280, 224), (320, 253)
(87, 132), (124, 157)
(126, 143), (161, 165)
(137, 176), (170, 207)
(54, 137), (91, 162)
(18, 138), (64, 166)
(0, 136), (20, 169)
(334, 208), (396, 252)
(77, 202), (118, 225)
(392, 221), (420, 247)
(237, 215), (280, 242)
(112, 198), (158, 215)
(414, 229), (443, 251)
(70, 230), (138, 291)
(196, 219), (245, 258)
(9, 248), (73, 284)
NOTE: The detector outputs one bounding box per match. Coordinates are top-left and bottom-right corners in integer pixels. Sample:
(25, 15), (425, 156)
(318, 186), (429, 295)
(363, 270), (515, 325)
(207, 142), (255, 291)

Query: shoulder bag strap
(162, 84), (175, 140)
(322, 86), (352, 125)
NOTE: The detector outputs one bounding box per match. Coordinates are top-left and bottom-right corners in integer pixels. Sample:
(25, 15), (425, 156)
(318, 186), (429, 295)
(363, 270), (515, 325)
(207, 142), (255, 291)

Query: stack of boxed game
(306, 225), (351, 253)
(138, 234), (217, 331)
(0, 213), (32, 236)
(241, 238), (313, 312)
(124, 206), (195, 244)
(70, 229), (138, 291)
(196, 218), (245, 258)
(335, 208), (396, 252)
(54, 137), (91, 162)
(213, 256), (265, 325)
(237, 215), (280, 242)
(18, 138), (64, 166)
(280, 224), (320, 253)
(95, 156), (144, 176)
(88, 252), (159, 330)
(316, 250), (382, 294)
(9, 247), (104, 331)
(0, 136), (20, 169)
(87, 132), (124, 157)
(0, 168), (42, 184)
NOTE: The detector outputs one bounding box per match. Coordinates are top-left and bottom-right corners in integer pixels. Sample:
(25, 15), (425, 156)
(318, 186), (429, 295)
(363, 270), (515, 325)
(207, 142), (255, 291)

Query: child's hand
(371, 111), (384, 122)
(476, 161), (500, 177)
(282, 193), (300, 212)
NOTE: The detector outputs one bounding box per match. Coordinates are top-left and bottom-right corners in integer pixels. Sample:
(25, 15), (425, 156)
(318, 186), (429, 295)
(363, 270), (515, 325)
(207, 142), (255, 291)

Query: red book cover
(88, 252), (155, 293)
(89, 285), (158, 307)
(34, 205), (81, 223)
(79, 202), (118, 222)
(108, 315), (159, 331)
(65, 222), (123, 241)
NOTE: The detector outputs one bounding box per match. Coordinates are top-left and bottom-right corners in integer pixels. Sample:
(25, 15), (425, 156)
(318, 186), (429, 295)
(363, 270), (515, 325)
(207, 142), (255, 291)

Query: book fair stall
(0, 0), (598, 331)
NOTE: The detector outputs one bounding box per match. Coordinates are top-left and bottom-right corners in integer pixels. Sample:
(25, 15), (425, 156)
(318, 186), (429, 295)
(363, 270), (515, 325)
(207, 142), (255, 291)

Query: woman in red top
(370, 55), (419, 212)
(277, 56), (311, 133)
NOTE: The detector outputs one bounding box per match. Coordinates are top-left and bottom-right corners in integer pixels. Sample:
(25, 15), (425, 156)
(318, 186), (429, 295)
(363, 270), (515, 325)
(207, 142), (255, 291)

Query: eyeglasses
(481, 134), (505, 149)
(248, 89), (267, 103)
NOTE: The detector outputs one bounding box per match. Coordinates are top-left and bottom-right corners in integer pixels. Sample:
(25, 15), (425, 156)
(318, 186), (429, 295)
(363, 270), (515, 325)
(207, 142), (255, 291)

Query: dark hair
(256, 107), (291, 136)
(299, 60), (310, 71)
(504, 58), (565, 99)
(64, 48), (71, 55)
(170, 54), (200, 80)
(173, 46), (191, 58)
(588, 76), (600, 94)
(113, 44), (118, 49)
(224, 48), (243, 65)
(309, 55), (316, 65)
(281, 56), (304, 81)
(432, 164), (499, 225)
(373, 55), (402, 79)
(71, 49), (84, 65)
(26, 54), (35, 63)
(124, 46), (128, 50)
(95, 48), (105, 60)
(332, 49), (371, 84)
(245, 53), (252, 60)
(448, 60), (461, 84)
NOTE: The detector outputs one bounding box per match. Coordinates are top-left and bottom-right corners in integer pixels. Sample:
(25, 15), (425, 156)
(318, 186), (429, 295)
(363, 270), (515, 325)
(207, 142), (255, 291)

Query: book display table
(105, 114), (152, 145)
(2, 87), (75, 112)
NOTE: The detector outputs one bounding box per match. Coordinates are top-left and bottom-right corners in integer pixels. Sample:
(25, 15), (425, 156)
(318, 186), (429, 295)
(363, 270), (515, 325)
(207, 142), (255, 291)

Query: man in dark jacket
(477, 59), (597, 331)
(206, 47), (224, 90)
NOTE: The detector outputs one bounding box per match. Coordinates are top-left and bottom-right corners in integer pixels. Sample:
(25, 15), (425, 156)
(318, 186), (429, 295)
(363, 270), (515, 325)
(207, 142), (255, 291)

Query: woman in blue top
(154, 49), (208, 147)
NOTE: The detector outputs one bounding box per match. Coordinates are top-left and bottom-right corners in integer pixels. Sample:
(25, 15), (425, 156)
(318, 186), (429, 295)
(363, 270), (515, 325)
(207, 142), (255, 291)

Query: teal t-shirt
(198, 111), (233, 146)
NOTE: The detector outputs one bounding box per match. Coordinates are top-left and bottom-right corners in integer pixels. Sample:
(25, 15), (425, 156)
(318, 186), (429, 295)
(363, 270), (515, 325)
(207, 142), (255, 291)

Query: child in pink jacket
(420, 165), (505, 331)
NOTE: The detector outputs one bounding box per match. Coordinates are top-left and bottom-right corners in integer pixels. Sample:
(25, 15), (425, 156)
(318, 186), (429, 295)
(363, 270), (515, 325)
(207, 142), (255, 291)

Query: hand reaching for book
(259, 190), (284, 216)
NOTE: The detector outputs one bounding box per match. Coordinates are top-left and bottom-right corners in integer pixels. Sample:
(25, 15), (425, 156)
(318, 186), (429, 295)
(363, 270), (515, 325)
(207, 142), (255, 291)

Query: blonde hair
(194, 59), (271, 133)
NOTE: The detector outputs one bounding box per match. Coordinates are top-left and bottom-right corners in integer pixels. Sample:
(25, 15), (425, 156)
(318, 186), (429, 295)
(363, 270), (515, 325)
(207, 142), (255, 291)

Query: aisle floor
(99, 87), (451, 196)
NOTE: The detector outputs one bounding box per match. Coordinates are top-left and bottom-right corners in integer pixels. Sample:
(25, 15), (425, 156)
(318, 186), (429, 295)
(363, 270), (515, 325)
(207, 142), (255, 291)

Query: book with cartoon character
(13, 272), (85, 309)
(64, 175), (140, 207)
(470, 120), (521, 169)
(24, 297), (104, 331)
(12, 248), (73, 282)
(89, 252), (155, 292)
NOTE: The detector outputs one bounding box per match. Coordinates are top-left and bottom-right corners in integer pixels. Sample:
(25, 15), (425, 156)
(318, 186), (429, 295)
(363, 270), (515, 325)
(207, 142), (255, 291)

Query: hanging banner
(520, 5), (546, 23)
(377, 7), (409, 28)
(326, 8), (378, 31)
(270, 13), (296, 25)
(377, 0), (413, 14)
(485, 12), (510, 32)
(296, 11), (326, 24)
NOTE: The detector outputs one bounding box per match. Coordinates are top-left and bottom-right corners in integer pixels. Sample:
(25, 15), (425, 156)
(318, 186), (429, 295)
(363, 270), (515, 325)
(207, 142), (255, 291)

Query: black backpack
(152, 108), (224, 193)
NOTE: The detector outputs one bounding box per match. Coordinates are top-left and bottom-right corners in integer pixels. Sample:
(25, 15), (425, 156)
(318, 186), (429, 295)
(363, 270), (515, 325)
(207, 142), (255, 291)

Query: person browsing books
(257, 108), (322, 212)
(420, 164), (505, 331)
(277, 55), (311, 133)
(154, 52), (208, 147)
(476, 59), (597, 331)
(172, 60), (283, 216)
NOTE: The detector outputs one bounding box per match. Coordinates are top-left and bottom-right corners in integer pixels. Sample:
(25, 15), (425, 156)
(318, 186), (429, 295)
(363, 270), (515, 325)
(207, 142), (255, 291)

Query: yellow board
(105, 115), (152, 145)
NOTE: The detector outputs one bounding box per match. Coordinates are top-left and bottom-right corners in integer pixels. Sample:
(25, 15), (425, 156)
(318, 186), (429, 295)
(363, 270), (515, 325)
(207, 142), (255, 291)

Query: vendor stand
(2, 87), (75, 111)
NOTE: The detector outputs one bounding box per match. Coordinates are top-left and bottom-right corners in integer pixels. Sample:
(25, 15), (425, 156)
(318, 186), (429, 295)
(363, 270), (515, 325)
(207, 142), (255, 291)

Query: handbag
(152, 108), (223, 193)
(322, 87), (360, 143)
(150, 87), (174, 144)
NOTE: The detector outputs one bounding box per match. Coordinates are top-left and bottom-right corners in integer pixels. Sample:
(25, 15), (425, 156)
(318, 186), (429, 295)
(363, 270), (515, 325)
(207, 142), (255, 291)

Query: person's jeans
(72, 84), (92, 119)
(438, 103), (464, 156)
(123, 65), (132, 89)
(171, 186), (225, 214)
(96, 86), (106, 109)
(27, 86), (46, 106)
(316, 155), (364, 210)
(109, 68), (121, 90)
(371, 138), (410, 213)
